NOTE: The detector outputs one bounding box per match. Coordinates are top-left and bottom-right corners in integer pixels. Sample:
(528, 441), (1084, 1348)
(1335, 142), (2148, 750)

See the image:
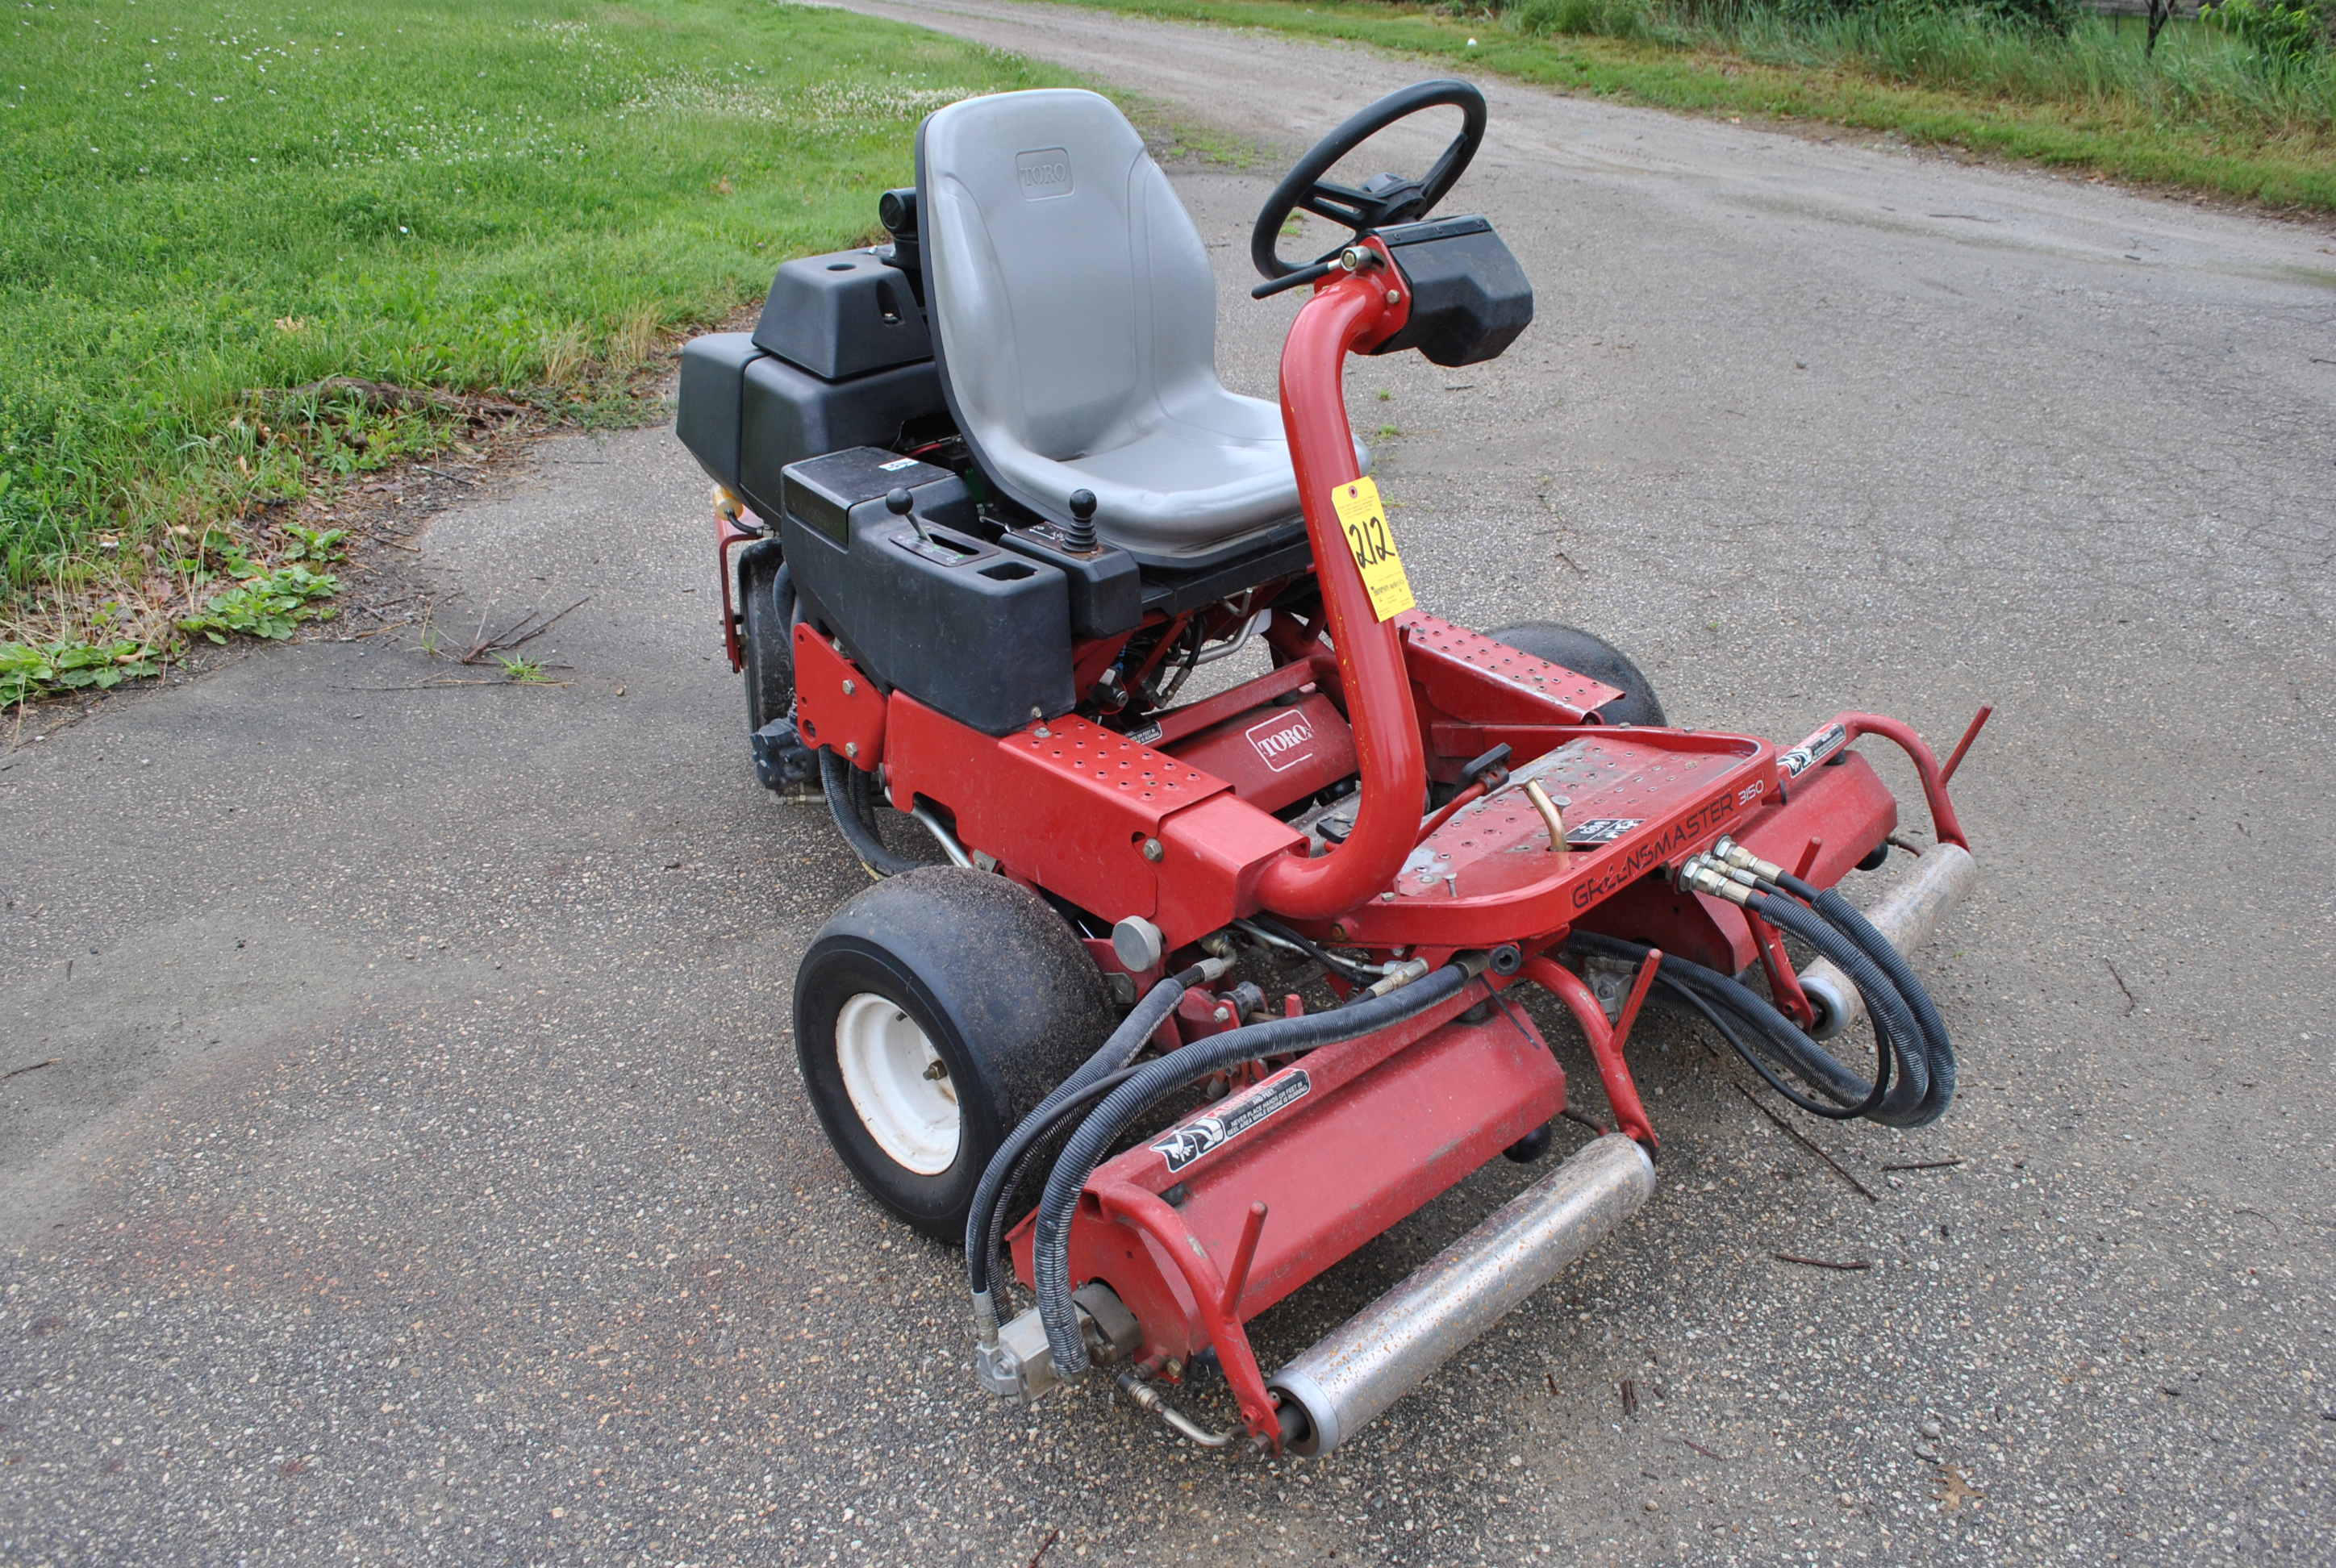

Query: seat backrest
(917, 90), (1221, 490)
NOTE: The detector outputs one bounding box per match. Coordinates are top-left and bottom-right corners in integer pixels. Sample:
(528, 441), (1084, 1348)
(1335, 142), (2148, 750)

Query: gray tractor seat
(917, 89), (1366, 569)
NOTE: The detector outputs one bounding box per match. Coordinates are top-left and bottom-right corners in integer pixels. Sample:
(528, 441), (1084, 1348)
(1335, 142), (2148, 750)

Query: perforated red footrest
(1398, 611), (1627, 723)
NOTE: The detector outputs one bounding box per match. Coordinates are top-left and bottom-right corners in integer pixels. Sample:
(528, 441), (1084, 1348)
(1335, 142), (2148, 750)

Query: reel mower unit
(677, 80), (1986, 1457)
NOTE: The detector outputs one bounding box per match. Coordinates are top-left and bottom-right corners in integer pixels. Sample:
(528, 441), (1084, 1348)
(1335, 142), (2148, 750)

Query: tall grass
(1507, 0), (2336, 136)
(1062, 0), (2336, 207)
(0, 0), (1066, 649)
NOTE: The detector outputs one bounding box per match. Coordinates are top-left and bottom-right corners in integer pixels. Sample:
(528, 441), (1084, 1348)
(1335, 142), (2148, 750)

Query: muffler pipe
(1799, 842), (1978, 1040)
(1267, 1133), (1654, 1456)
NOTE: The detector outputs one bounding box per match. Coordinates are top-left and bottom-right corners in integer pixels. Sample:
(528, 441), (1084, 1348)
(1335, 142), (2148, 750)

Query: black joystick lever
(1065, 489), (1099, 553)
(886, 486), (937, 549)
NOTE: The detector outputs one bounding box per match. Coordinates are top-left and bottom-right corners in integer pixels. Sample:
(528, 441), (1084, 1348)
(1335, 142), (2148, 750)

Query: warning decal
(1150, 1070), (1312, 1173)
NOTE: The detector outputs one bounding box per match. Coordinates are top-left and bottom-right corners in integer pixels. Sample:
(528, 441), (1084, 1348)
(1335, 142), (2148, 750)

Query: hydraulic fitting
(1711, 835), (1785, 883)
(1363, 956), (1433, 998)
(1675, 855), (1753, 907)
(1118, 1370), (1237, 1448)
(977, 1284), (1143, 1401)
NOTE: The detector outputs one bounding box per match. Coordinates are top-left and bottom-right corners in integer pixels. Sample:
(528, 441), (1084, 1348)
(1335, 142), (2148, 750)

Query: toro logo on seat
(1015, 147), (1073, 200)
(1151, 1069), (1312, 1174)
(1245, 708), (1316, 773)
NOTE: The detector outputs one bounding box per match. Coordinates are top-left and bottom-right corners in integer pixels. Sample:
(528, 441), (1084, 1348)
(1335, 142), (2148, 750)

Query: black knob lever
(1065, 488), (1099, 553)
(886, 485), (937, 548)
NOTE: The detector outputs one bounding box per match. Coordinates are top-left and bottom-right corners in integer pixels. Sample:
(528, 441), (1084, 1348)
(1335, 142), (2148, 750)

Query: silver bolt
(1385, 289), (1400, 306)
(1213, 1006), (1231, 1024)
(1142, 838), (1165, 863)
(842, 679), (856, 696)
(845, 741), (859, 759)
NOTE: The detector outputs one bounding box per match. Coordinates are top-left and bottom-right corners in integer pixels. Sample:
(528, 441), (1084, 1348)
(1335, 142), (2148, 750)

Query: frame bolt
(1142, 838), (1165, 863)
(1385, 289), (1401, 306)
(842, 679), (856, 696)
(1329, 923), (1347, 940)
(845, 742), (859, 760)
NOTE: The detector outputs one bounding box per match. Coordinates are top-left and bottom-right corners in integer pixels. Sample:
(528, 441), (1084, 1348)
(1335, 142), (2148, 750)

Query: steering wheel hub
(1251, 79), (1488, 292)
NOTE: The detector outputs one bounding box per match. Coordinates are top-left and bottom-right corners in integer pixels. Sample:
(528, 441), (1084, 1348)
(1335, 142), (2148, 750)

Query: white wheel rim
(835, 992), (960, 1175)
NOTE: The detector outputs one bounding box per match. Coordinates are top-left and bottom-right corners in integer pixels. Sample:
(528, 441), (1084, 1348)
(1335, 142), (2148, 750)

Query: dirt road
(3, 2), (2330, 1562)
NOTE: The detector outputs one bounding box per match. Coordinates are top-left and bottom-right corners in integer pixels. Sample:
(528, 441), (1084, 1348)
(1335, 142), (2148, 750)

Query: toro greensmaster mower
(676, 81), (1984, 1456)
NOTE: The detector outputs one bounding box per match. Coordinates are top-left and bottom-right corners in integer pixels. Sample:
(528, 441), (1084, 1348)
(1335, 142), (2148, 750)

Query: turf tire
(792, 869), (1116, 1241)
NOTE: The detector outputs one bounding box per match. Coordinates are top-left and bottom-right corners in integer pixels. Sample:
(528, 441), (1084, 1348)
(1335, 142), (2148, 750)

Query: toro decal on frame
(1245, 707), (1317, 773)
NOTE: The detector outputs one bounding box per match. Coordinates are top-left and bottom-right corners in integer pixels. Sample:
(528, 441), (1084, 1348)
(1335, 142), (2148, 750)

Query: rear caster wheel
(792, 869), (1117, 1241)
(1487, 621), (1666, 728)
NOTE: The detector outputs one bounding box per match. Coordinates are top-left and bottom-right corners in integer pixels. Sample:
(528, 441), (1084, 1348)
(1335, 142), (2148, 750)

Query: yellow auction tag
(1329, 476), (1414, 622)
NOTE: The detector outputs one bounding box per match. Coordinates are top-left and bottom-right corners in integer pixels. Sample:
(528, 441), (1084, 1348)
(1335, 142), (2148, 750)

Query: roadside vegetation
(1069, 0), (2336, 206)
(0, 0), (1064, 705)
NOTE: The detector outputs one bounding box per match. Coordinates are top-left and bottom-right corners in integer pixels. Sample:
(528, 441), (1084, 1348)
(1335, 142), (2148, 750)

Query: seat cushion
(917, 89), (1363, 567)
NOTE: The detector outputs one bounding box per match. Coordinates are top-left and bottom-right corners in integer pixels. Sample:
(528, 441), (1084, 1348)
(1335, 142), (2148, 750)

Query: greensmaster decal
(1568, 792), (1742, 911)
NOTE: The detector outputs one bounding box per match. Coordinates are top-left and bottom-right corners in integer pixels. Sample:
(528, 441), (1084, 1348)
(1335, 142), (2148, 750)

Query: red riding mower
(677, 81), (1985, 1456)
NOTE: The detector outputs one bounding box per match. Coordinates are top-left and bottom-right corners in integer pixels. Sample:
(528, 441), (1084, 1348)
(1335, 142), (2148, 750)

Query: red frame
(750, 252), (1976, 1449)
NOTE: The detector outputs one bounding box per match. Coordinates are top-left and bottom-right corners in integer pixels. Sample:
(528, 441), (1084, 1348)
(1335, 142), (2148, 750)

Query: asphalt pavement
(3, 2), (2332, 1563)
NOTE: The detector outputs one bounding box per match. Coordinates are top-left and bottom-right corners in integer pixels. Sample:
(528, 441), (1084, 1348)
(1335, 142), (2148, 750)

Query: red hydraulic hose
(1254, 256), (1425, 921)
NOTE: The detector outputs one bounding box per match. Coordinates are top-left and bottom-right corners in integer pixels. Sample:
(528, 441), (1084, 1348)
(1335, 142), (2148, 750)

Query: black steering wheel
(1249, 79), (1487, 298)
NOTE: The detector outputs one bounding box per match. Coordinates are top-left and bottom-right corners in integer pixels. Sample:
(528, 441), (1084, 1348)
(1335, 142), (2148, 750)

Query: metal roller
(1799, 842), (1978, 1040)
(1268, 1133), (1656, 1455)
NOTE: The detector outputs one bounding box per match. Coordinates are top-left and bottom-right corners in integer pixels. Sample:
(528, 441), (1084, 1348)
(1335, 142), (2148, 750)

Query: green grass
(1058, 0), (2336, 207)
(0, 0), (1067, 677)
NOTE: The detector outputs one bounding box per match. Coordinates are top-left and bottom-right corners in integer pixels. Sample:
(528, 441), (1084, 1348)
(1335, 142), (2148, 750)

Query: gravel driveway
(3, 3), (2331, 1562)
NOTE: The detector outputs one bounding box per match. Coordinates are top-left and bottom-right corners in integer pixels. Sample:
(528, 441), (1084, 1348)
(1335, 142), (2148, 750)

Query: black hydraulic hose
(1739, 889), (1930, 1124)
(1669, 961), (1886, 1116)
(966, 971), (1199, 1302)
(1562, 932), (1879, 1118)
(1778, 874), (1957, 1125)
(974, 1060), (1151, 1320)
(1729, 864), (1953, 1125)
(1032, 964), (1472, 1383)
(820, 749), (923, 878)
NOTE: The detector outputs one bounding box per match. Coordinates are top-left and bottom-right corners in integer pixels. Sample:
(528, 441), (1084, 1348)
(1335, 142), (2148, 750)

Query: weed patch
(0, 640), (159, 706)
(180, 565), (343, 644)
